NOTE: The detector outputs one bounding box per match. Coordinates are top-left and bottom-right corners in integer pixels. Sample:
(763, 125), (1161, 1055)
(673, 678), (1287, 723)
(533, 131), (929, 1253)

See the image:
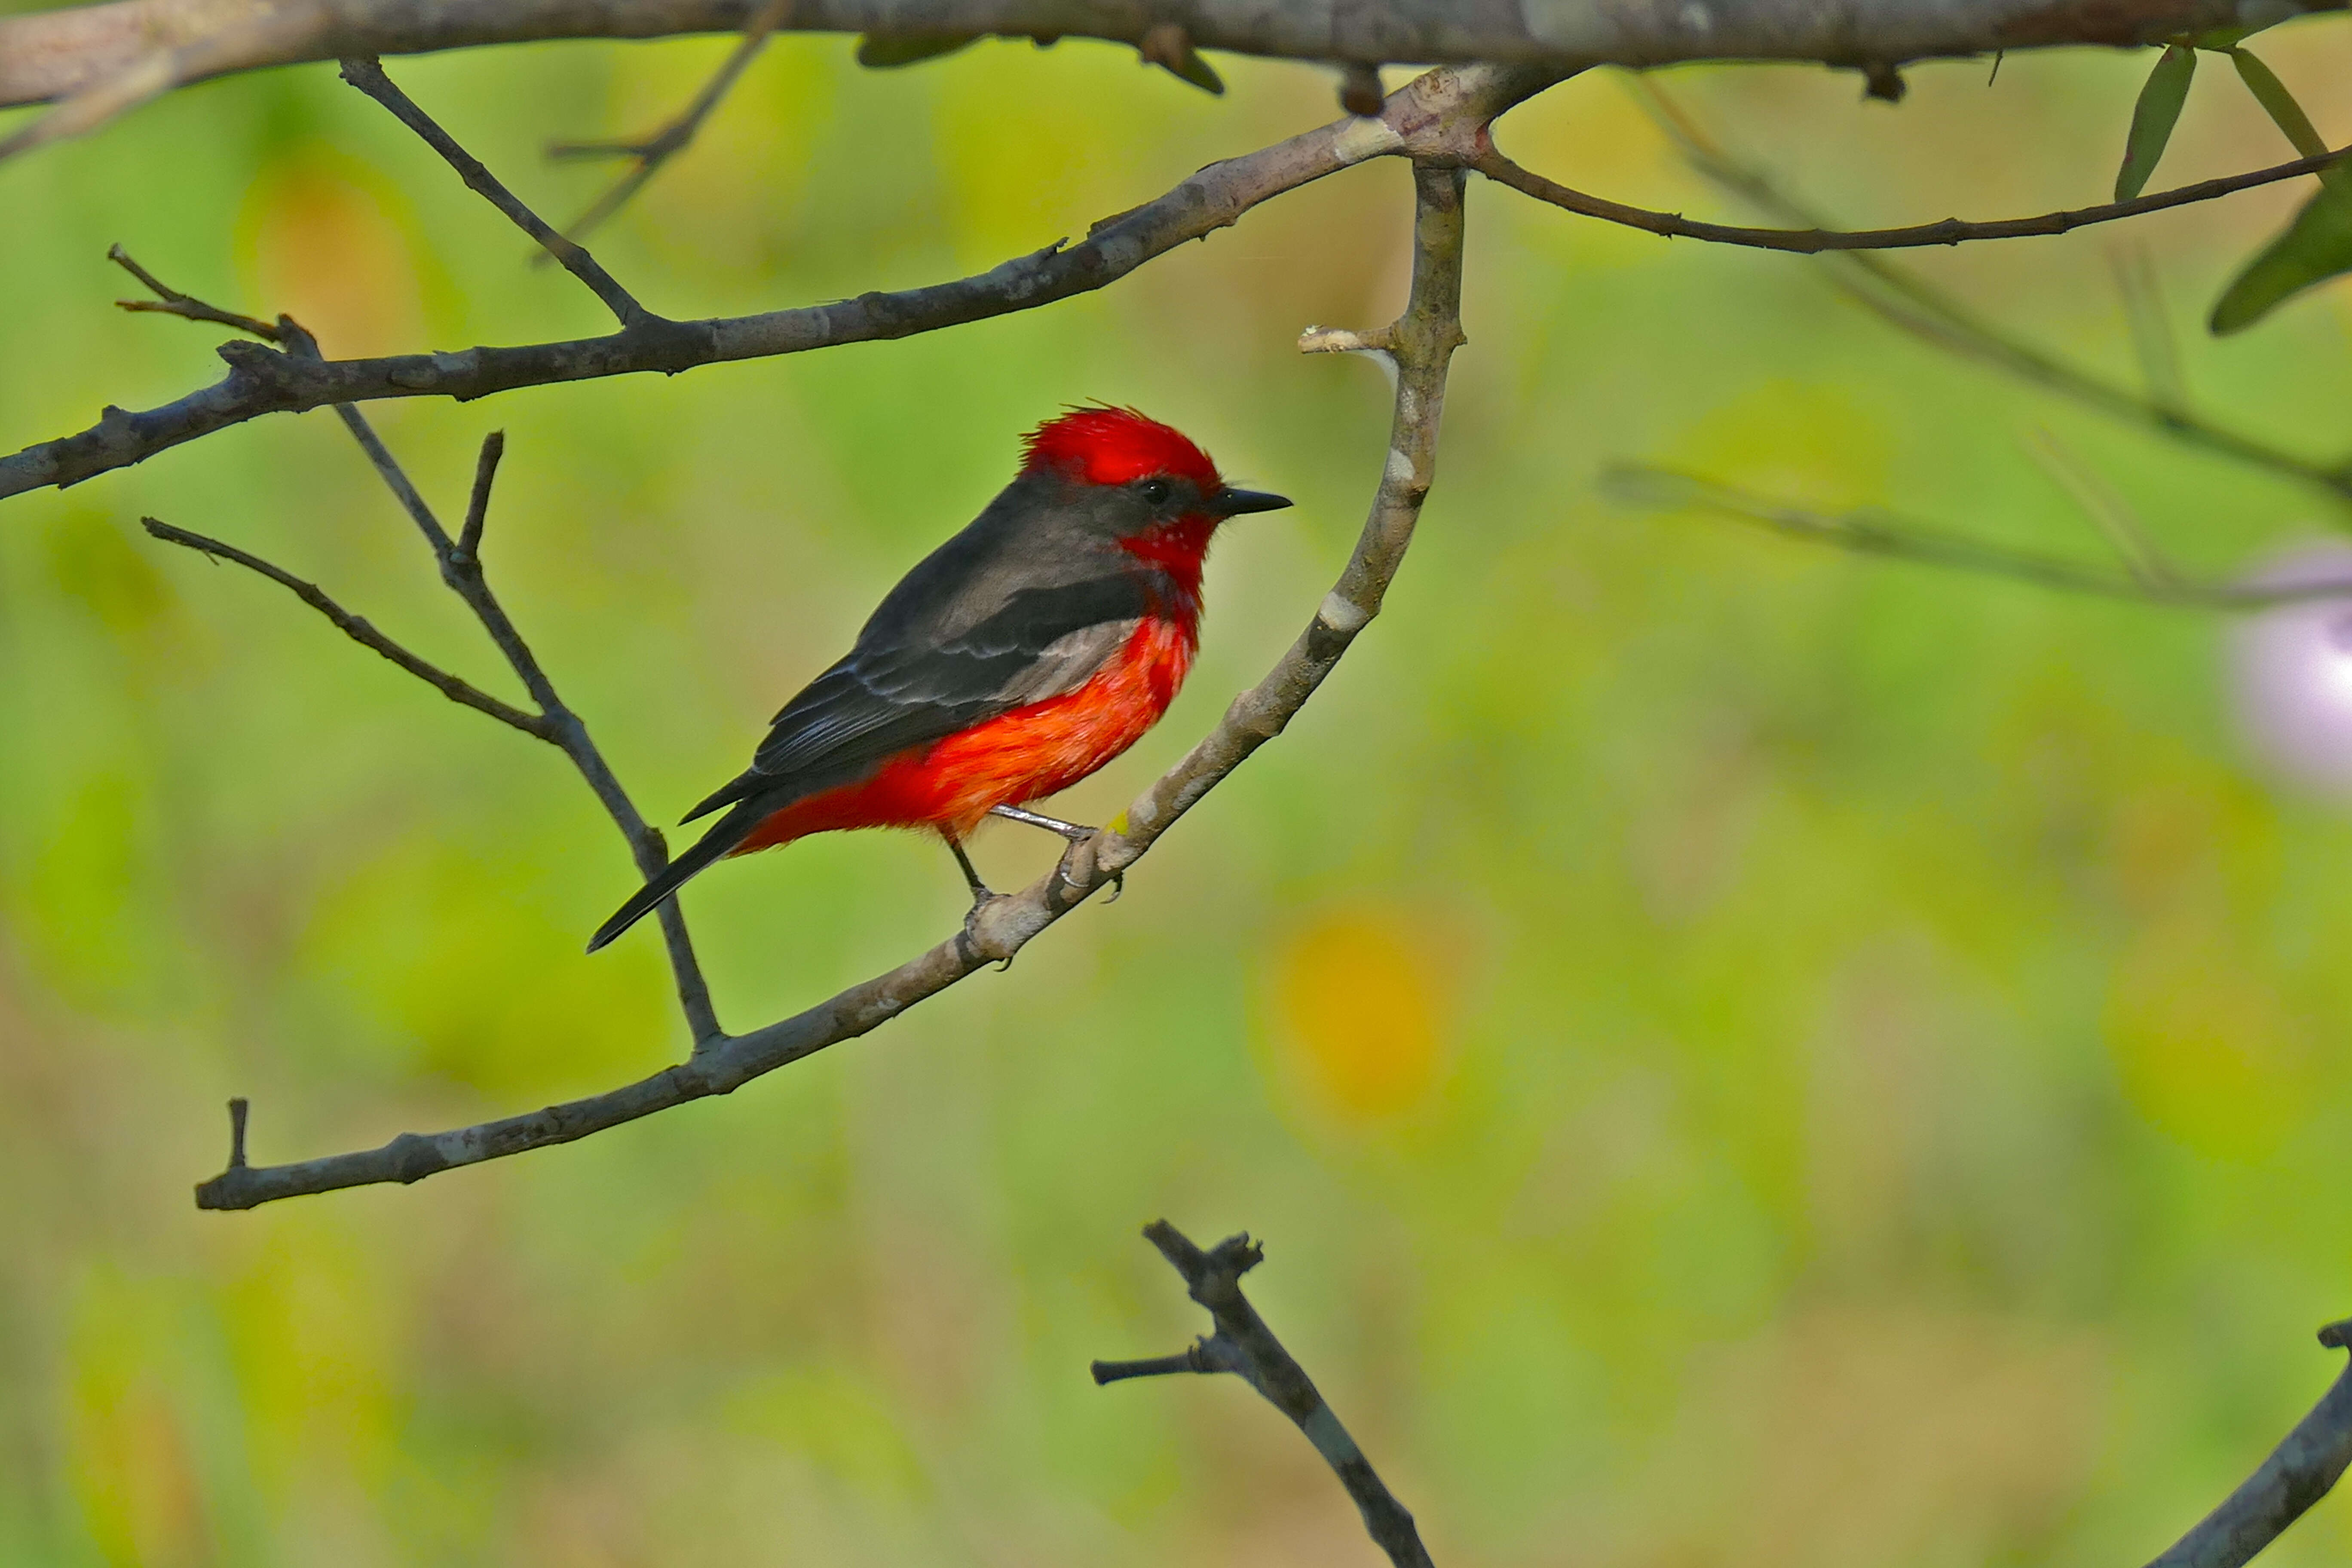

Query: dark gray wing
(680, 573), (1152, 821)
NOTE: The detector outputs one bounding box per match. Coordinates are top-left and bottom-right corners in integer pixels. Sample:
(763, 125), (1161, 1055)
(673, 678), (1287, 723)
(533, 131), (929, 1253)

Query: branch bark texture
(4, 0), (2342, 113)
(1093, 1221), (1433, 1568)
(190, 157), (1471, 1209)
(2142, 1321), (2352, 1568)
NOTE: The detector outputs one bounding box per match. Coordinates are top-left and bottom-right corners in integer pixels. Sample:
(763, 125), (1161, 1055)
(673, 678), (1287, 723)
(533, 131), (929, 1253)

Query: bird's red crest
(1020, 406), (1223, 491)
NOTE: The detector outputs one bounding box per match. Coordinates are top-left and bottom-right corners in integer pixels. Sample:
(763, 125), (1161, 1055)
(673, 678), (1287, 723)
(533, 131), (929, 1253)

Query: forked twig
(1095, 1222), (1433, 1568)
(115, 256), (720, 1052)
(545, 0), (792, 245)
(337, 54), (653, 328)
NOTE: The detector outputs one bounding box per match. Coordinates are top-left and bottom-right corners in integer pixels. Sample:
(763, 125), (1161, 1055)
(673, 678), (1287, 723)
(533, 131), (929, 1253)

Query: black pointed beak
(1211, 487), (1292, 516)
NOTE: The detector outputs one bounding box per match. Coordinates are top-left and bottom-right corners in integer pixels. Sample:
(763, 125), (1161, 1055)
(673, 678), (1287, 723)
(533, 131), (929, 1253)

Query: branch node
(226, 1096), (249, 1169)
(2320, 1318), (2352, 1351)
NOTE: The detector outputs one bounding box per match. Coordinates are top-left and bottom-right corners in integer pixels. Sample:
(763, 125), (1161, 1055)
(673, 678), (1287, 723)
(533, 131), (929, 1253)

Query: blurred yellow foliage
(237, 146), (426, 357)
(1271, 906), (1448, 1119)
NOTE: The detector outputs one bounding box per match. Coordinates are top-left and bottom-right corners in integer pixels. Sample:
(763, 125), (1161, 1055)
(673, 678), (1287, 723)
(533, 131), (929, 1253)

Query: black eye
(1136, 479), (1171, 505)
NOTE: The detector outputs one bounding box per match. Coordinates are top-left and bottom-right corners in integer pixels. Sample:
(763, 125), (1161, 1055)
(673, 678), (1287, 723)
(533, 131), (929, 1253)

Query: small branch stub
(1099, 1221), (1434, 1568)
(1139, 21), (1224, 93)
(225, 1097), (249, 1169)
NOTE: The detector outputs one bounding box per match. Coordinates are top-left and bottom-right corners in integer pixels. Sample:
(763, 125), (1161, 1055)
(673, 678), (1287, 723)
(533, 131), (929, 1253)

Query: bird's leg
(989, 803), (1094, 841)
(944, 830), (995, 909)
(987, 804), (1125, 903)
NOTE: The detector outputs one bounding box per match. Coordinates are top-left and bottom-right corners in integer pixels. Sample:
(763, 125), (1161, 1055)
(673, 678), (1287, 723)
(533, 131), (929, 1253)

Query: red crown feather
(1020, 406), (1223, 491)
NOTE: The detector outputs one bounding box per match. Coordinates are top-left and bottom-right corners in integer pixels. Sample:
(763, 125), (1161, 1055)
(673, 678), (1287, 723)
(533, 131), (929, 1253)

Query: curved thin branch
(2143, 1318), (2352, 1568)
(138, 517), (554, 734)
(0, 62), (1540, 505)
(337, 55), (650, 327)
(1627, 80), (2352, 505)
(1476, 140), (2352, 253)
(1094, 1222), (1433, 1568)
(191, 158), (1471, 1210)
(5, 0), (2341, 114)
(545, 0), (793, 245)
(1607, 463), (2352, 607)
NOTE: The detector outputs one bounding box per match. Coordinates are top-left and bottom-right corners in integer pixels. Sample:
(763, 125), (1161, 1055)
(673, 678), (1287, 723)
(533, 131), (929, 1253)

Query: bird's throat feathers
(1119, 515), (1217, 616)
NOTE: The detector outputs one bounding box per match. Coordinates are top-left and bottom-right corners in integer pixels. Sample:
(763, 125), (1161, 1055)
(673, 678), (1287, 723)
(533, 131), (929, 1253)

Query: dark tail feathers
(585, 799), (770, 953)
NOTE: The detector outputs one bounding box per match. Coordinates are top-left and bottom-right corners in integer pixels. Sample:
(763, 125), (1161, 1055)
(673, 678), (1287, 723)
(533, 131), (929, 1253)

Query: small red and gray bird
(586, 407), (1289, 952)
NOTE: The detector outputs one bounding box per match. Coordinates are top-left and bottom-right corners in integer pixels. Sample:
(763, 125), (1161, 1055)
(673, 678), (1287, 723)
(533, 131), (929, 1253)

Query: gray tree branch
(544, 0), (793, 244)
(189, 154), (1471, 1209)
(4, 0), (2341, 114)
(1476, 139), (2352, 253)
(1629, 79), (2352, 506)
(1093, 1221), (1433, 1568)
(0, 62), (1539, 505)
(2143, 1318), (2352, 1568)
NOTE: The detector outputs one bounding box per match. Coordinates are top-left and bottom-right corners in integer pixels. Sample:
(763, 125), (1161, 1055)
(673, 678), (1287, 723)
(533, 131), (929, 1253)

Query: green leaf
(2115, 45), (2198, 202)
(854, 32), (977, 67)
(2209, 179), (2352, 333)
(2230, 49), (2328, 159)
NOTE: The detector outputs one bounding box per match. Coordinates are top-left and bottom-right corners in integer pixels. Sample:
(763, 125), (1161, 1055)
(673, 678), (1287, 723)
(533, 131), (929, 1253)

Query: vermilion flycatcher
(587, 407), (1289, 952)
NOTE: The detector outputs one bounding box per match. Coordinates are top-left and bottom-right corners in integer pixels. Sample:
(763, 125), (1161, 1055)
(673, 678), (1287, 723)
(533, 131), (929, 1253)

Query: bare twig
(458, 429), (503, 558)
(1627, 80), (2352, 506)
(138, 517), (552, 734)
(190, 157), (1473, 1208)
(332, 414), (724, 1044)
(546, 0), (791, 245)
(336, 55), (653, 328)
(2142, 1317), (2352, 1568)
(2, 64), (1542, 504)
(2021, 425), (2178, 588)
(1607, 464), (2352, 609)
(108, 243), (282, 338)
(1477, 140), (2352, 254)
(1093, 1221), (1432, 1568)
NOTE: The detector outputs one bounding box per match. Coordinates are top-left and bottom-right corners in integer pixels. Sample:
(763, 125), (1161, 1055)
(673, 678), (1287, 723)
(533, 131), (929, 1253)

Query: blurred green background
(3, 18), (2352, 1564)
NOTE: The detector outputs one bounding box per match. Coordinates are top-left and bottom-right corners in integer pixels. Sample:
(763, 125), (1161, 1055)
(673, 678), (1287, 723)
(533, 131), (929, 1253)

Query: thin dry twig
(1626, 79), (2352, 506)
(189, 158), (1473, 1208)
(138, 517), (552, 734)
(0, 63), (1546, 503)
(545, 0), (791, 245)
(1093, 1221), (1432, 1568)
(1608, 463), (2352, 609)
(336, 55), (652, 328)
(1476, 139), (2352, 254)
(2142, 1317), (2352, 1568)
(108, 243), (282, 338)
